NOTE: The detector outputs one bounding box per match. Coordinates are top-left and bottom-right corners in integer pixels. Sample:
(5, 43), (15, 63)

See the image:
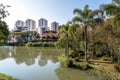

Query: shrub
(69, 50), (77, 58)
(112, 55), (118, 62)
(25, 42), (55, 47)
(114, 64), (120, 72)
(58, 55), (73, 67)
(73, 62), (91, 70)
(80, 63), (89, 70)
(26, 42), (32, 47)
(42, 42), (48, 47)
(58, 55), (91, 71)
(48, 42), (55, 47)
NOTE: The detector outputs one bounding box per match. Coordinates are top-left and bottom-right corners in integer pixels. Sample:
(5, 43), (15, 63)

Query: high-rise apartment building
(25, 19), (36, 31)
(38, 18), (48, 38)
(38, 18), (48, 27)
(15, 20), (24, 27)
(14, 19), (36, 32)
(15, 20), (25, 31)
(51, 21), (59, 32)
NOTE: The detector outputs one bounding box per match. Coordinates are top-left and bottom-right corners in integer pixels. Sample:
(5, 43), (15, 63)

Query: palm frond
(72, 16), (82, 23)
(89, 10), (103, 18)
(112, 0), (120, 5)
(73, 8), (82, 15)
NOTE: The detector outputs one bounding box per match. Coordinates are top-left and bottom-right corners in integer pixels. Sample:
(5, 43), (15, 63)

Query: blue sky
(1, 0), (112, 30)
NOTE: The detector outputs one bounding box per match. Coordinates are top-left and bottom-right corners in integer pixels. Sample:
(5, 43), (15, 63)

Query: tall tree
(100, 0), (120, 65)
(58, 23), (70, 57)
(72, 5), (104, 61)
(0, 3), (10, 42)
(100, 0), (120, 18)
(68, 24), (83, 52)
(0, 21), (9, 42)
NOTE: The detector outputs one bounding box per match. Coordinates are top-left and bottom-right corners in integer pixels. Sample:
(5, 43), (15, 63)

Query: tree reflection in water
(55, 67), (107, 80)
(0, 46), (63, 67)
(0, 46), (107, 80)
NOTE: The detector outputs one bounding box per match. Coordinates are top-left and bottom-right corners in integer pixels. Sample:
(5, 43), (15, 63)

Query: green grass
(0, 73), (18, 80)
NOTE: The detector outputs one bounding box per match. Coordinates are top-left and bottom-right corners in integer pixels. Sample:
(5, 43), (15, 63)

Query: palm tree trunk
(65, 32), (69, 57)
(92, 28), (95, 59)
(84, 26), (87, 62)
(118, 56), (120, 66)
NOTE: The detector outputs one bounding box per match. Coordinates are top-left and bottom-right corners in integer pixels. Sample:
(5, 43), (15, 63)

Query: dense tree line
(0, 3), (10, 43)
(56, 0), (120, 66)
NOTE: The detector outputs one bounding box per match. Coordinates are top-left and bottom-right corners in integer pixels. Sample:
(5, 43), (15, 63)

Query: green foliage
(69, 50), (77, 58)
(114, 64), (120, 72)
(90, 68), (120, 80)
(55, 36), (66, 48)
(94, 42), (110, 57)
(0, 73), (18, 80)
(58, 54), (91, 70)
(68, 24), (84, 52)
(73, 62), (91, 70)
(26, 42), (55, 47)
(79, 63), (90, 70)
(58, 55), (73, 67)
(0, 21), (9, 42)
(0, 3), (10, 20)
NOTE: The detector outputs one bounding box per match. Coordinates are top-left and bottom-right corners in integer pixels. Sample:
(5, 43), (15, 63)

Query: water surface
(0, 46), (106, 80)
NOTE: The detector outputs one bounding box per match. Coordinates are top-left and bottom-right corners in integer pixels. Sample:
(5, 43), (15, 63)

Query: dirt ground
(89, 59), (120, 76)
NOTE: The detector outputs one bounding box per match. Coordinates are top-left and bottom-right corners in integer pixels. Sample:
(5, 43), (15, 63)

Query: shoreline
(0, 73), (18, 80)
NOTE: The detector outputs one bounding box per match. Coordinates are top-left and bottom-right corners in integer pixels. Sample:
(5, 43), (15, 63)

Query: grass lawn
(0, 73), (18, 80)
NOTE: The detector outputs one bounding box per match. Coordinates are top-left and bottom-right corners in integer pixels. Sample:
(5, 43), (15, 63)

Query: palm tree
(59, 23), (70, 57)
(100, 0), (120, 18)
(72, 5), (104, 61)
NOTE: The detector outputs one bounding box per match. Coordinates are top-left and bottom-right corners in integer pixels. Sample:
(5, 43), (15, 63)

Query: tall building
(38, 18), (48, 27)
(51, 21), (59, 32)
(15, 20), (24, 27)
(15, 20), (25, 31)
(38, 18), (48, 38)
(25, 19), (36, 31)
(14, 19), (36, 32)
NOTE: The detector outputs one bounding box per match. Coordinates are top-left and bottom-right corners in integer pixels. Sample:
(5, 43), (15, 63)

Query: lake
(0, 46), (106, 80)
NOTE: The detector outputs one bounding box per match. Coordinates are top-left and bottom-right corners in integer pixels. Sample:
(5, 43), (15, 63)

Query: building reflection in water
(0, 46), (62, 67)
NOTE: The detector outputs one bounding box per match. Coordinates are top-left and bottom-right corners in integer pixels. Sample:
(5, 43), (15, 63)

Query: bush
(80, 63), (89, 70)
(58, 55), (73, 67)
(114, 64), (120, 72)
(25, 42), (55, 47)
(26, 42), (32, 47)
(69, 50), (77, 58)
(48, 42), (55, 47)
(58, 55), (91, 70)
(73, 62), (91, 70)
(55, 36), (66, 48)
(112, 55), (118, 62)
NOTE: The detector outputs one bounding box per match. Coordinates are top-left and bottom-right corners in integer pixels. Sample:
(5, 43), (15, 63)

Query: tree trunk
(65, 32), (69, 57)
(92, 28), (95, 59)
(84, 26), (87, 62)
(118, 56), (120, 66)
(118, 48), (120, 66)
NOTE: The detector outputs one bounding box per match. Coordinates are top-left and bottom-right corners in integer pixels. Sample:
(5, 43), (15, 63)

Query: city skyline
(1, 0), (112, 30)
(14, 18), (59, 30)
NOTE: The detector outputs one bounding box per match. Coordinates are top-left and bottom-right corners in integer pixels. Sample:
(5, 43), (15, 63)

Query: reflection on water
(0, 46), (61, 66)
(55, 67), (106, 80)
(0, 46), (106, 80)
